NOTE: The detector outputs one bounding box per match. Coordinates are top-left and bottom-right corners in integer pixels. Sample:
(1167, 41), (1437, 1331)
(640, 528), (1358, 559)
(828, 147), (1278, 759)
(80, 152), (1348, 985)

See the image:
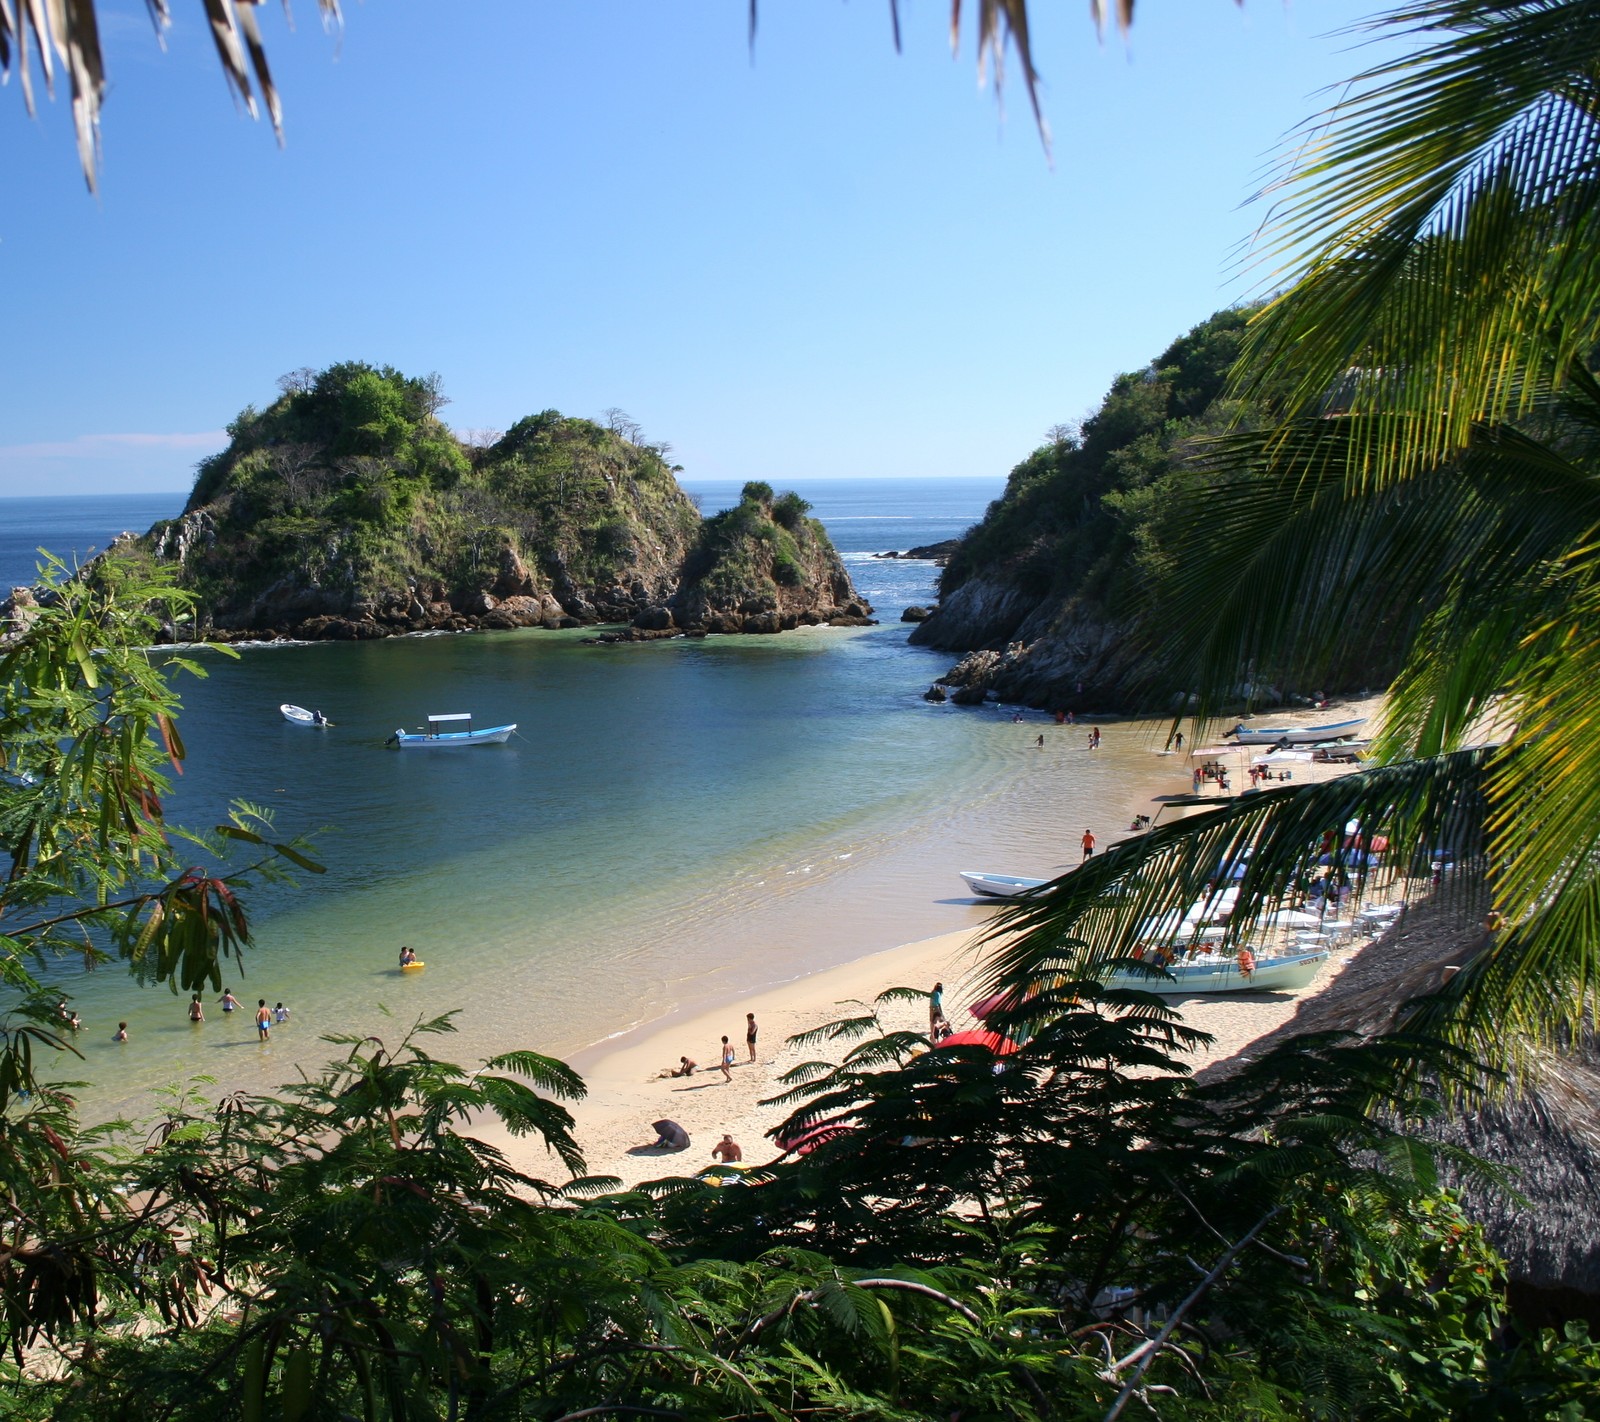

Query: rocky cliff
(909, 307), (1410, 712)
(134, 363), (867, 642)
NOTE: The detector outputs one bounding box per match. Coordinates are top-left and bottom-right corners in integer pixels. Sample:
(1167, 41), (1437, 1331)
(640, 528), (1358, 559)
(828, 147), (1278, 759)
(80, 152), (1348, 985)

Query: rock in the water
(633, 605), (675, 632)
(902, 606), (931, 622)
(923, 684), (948, 703)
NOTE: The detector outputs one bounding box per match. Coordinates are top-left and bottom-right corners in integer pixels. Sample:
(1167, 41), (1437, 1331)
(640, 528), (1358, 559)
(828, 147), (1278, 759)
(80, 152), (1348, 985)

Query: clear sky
(0, 1), (1377, 496)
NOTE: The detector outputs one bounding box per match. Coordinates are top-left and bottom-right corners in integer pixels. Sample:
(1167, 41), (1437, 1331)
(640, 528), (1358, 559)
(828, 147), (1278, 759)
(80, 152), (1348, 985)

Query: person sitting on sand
(668, 1056), (697, 1078)
(711, 1134), (743, 1163)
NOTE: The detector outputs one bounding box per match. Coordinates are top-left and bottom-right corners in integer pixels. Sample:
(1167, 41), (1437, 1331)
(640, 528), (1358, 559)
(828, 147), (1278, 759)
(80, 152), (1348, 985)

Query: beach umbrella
(773, 1117), (854, 1156)
(970, 987), (1028, 1020)
(934, 1028), (1021, 1055)
(1263, 909), (1321, 929)
(651, 1119), (690, 1151)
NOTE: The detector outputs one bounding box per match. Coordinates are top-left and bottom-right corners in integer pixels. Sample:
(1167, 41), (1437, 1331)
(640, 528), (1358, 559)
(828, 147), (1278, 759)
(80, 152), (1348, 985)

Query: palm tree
(984, 0), (1600, 1056)
(6, 0), (1090, 192)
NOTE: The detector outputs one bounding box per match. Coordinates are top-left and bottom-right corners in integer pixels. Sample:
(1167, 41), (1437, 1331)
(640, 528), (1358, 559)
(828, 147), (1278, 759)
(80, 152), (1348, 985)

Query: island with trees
(130, 362), (871, 643)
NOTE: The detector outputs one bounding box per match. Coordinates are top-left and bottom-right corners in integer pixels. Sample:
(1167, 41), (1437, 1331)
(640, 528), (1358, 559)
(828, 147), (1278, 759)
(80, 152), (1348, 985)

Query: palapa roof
(1200, 893), (1600, 1301)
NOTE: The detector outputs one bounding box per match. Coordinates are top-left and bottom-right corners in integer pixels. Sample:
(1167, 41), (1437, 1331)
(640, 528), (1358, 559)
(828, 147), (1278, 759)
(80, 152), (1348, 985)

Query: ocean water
(1, 480), (1181, 1121)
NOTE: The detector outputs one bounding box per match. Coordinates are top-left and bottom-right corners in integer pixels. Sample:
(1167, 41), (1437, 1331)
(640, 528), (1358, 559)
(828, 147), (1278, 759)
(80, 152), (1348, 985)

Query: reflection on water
(12, 479), (1193, 1120)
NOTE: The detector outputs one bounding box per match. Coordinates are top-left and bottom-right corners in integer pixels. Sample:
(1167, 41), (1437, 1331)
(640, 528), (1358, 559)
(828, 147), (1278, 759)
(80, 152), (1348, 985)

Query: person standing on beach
(719, 1036), (735, 1083)
(255, 999), (272, 1041)
(188, 995), (204, 1024)
(929, 982), (945, 1035)
(745, 1012), (758, 1062)
(1082, 829), (1097, 861)
(1175, 731), (1184, 751)
(1035, 733), (1044, 749)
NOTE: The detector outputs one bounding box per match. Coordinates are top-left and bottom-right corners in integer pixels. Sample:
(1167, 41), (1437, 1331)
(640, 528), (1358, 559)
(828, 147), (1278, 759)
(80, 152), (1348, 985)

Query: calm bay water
(1, 479), (1178, 1121)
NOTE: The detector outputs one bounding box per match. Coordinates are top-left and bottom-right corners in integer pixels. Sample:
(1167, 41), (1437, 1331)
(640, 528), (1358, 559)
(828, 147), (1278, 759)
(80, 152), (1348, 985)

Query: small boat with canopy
(388, 713), (515, 748)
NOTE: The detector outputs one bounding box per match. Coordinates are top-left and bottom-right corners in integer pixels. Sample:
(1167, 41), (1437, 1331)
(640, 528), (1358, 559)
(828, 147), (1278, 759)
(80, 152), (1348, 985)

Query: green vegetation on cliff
(153, 364), (698, 633)
(917, 308), (1413, 706)
(939, 309), (1260, 616)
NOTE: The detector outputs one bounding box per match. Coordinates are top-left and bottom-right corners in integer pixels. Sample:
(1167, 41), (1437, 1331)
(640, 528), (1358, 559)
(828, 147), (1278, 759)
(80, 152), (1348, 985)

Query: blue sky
(0, 1), (1376, 496)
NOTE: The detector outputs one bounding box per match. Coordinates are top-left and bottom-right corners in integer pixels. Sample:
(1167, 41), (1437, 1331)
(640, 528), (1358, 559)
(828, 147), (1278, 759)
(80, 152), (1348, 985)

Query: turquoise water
(3, 481), (1180, 1119)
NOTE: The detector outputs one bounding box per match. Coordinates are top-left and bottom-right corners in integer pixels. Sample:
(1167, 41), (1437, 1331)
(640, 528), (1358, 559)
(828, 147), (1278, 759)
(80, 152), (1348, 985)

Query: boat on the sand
(388, 713), (515, 748)
(1226, 718), (1363, 746)
(961, 870), (1050, 899)
(281, 703), (330, 727)
(1103, 948), (1328, 995)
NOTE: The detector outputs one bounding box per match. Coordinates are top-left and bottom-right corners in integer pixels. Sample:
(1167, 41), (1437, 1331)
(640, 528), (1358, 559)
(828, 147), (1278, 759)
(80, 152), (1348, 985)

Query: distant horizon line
(0, 472), (1009, 501)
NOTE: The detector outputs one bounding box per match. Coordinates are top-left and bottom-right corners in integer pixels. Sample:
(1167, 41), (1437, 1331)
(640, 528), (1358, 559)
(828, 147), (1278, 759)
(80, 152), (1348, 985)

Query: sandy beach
(494, 695), (1386, 1188)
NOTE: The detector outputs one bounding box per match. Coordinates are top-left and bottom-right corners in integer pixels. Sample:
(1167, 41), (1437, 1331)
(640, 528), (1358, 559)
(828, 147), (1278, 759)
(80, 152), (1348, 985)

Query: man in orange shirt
(1081, 829), (1096, 861)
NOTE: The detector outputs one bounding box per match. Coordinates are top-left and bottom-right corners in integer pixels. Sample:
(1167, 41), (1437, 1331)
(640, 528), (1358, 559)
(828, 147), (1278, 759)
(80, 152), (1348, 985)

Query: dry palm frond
(1, 0), (342, 192)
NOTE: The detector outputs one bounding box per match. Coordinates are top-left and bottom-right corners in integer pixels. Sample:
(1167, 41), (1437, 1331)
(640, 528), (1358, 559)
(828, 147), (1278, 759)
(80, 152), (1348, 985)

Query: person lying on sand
(659, 1056), (697, 1078)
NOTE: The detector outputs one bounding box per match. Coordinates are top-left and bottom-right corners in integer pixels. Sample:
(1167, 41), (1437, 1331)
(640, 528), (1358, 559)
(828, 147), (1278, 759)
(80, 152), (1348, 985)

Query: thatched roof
(1201, 894), (1600, 1304)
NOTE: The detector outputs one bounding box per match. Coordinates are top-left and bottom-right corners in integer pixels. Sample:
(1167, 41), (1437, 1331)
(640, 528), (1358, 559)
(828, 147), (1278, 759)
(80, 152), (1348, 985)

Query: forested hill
(910, 308), (1402, 711)
(139, 363), (869, 641)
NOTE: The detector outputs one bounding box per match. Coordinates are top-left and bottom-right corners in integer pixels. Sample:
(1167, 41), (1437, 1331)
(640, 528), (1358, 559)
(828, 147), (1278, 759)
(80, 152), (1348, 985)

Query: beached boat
(388, 713), (515, 748)
(1103, 949), (1328, 995)
(1226, 718), (1363, 746)
(280, 703), (330, 727)
(961, 870), (1049, 899)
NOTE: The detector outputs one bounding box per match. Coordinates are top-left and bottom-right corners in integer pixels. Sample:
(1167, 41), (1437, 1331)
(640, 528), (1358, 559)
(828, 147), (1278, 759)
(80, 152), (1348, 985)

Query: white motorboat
(1103, 949), (1328, 995)
(1226, 718), (1364, 746)
(281, 703), (331, 727)
(961, 870), (1049, 899)
(389, 713), (515, 748)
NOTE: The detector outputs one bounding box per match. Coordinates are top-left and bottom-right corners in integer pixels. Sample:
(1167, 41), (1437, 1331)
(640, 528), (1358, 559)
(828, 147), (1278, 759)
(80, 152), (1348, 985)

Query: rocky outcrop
(654, 484), (872, 637)
(128, 365), (865, 645)
(874, 539), (960, 565)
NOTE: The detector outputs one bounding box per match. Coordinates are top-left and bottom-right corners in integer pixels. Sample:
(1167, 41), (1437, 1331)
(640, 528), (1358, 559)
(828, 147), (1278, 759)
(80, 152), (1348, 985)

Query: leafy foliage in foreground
(8, 1006), (1599, 1421)
(1, 550), (1596, 1418)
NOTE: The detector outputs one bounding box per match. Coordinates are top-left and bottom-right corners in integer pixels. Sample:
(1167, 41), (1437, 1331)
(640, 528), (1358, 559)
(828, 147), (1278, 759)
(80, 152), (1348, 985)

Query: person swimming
(398, 945), (417, 967)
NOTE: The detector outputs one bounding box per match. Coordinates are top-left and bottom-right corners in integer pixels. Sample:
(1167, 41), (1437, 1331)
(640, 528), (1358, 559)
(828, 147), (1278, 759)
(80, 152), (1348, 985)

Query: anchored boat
(388, 713), (515, 748)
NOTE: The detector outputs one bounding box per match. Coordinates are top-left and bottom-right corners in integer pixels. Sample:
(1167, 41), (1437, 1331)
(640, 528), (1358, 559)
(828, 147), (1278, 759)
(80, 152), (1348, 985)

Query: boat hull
(1103, 950), (1328, 995)
(961, 871), (1049, 899)
(391, 724), (515, 747)
(281, 703), (319, 726)
(1227, 719), (1363, 746)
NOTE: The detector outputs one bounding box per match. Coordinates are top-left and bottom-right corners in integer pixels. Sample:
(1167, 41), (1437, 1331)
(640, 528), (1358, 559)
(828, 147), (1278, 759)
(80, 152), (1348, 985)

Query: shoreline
(491, 694), (1385, 1188)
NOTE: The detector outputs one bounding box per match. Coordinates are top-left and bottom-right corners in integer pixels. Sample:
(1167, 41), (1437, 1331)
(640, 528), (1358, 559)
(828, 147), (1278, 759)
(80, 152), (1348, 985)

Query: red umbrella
(969, 987), (1027, 1020)
(934, 1029), (1020, 1056)
(773, 1117), (854, 1156)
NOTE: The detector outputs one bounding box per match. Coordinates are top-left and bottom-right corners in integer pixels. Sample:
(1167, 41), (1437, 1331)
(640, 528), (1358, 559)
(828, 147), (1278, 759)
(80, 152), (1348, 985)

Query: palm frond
(1242, 0), (1600, 469)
